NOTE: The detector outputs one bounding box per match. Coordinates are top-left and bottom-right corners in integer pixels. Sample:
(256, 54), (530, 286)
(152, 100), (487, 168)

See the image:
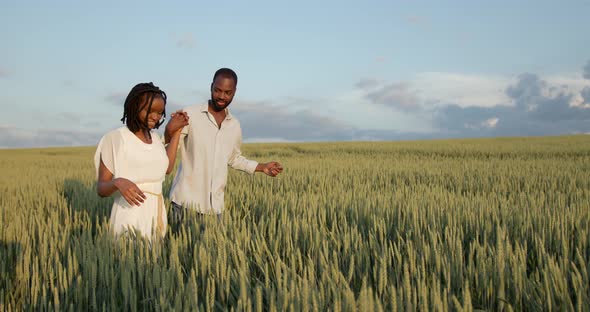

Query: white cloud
(413, 72), (512, 108)
(233, 100), (356, 141)
(357, 70), (590, 112)
(542, 74), (590, 107)
(364, 82), (421, 111)
(434, 71), (590, 138)
(230, 99), (441, 142)
(305, 87), (434, 133)
(356, 72), (514, 109)
(483, 117), (499, 128)
(544, 74), (590, 89)
(0, 124), (103, 148)
(463, 118), (499, 130)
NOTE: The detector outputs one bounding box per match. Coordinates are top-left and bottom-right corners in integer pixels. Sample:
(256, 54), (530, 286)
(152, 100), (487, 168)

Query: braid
(121, 82), (167, 134)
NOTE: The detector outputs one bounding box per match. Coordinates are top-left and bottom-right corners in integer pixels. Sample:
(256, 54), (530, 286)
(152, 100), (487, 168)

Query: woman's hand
(167, 110), (190, 138)
(165, 111), (190, 174)
(113, 178), (146, 206)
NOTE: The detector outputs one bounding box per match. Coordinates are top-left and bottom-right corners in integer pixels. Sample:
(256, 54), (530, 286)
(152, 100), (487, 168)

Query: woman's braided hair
(121, 82), (167, 134)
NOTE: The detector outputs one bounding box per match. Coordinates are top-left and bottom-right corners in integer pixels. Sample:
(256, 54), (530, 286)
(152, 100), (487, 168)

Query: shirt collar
(200, 103), (233, 120)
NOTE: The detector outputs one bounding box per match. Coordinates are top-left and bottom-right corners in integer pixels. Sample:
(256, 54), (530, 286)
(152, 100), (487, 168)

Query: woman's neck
(134, 129), (152, 144)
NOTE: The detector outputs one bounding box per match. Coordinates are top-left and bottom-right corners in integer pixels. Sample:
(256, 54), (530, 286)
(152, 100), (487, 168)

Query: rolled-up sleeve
(228, 131), (258, 174)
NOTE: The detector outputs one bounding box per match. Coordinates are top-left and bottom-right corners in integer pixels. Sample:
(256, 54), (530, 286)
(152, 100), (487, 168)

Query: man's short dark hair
(213, 68), (238, 86)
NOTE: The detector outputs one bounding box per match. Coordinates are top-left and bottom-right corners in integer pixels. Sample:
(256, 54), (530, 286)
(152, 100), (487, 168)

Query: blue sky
(1, 1), (590, 147)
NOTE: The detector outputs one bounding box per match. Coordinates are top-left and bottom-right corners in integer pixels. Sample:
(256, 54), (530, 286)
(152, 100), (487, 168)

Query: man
(165, 68), (283, 226)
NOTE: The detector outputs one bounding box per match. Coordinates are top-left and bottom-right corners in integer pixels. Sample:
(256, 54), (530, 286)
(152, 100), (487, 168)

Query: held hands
(113, 178), (146, 206)
(259, 162), (283, 177)
(166, 110), (190, 137)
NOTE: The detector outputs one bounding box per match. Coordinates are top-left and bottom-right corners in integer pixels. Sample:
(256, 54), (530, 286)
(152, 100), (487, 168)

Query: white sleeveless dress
(94, 127), (168, 239)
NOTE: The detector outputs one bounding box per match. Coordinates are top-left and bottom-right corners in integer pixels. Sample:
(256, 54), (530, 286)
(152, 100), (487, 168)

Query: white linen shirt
(169, 104), (258, 214)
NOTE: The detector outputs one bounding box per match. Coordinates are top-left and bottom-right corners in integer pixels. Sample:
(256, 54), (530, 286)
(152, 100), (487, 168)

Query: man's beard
(209, 99), (231, 112)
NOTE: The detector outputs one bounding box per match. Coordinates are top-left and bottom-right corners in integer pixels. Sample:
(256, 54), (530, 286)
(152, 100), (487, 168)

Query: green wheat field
(1, 136), (589, 311)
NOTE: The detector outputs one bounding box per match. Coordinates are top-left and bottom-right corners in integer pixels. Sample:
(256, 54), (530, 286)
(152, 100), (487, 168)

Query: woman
(94, 82), (188, 239)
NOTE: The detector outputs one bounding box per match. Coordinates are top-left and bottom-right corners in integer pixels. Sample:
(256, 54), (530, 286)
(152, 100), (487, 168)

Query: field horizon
(1, 133), (589, 151)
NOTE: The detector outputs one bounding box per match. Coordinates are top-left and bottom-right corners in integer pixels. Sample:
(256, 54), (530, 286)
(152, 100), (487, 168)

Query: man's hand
(165, 110), (189, 143)
(257, 162), (283, 177)
(169, 111), (189, 135)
